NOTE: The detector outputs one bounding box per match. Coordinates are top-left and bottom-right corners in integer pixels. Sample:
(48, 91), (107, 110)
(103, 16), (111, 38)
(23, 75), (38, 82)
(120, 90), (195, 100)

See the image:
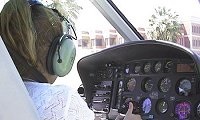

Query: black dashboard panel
(77, 40), (200, 120)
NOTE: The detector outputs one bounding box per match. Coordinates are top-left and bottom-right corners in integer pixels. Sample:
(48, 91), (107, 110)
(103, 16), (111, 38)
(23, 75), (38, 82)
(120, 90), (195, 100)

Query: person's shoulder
(24, 81), (74, 99)
(24, 81), (72, 91)
(24, 82), (74, 120)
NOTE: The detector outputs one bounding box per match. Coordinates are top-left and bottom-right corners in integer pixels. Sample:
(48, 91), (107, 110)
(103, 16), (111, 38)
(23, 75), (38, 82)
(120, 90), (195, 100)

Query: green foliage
(48, 0), (82, 26)
(148, 6), (181, 42)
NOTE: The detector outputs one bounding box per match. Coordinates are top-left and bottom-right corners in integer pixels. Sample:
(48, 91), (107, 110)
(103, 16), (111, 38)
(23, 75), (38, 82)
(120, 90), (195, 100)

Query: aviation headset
(29, 0), (77, 77)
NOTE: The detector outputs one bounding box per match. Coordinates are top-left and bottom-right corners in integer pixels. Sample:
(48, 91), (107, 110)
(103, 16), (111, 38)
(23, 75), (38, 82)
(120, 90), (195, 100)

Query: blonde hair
(0, 0), (62, 80)
(1, 0), (37, 65)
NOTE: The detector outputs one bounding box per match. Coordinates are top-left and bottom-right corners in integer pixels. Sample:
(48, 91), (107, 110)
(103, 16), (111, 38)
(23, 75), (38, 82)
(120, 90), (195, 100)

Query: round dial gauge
(144, 62), (151, 73)
(142, 98), (152, 114)
(143, 79), (154, 92)
(175, 101), (191, 120)
(177, 79), (192, 96)
(156, 99), (168, 114)
(159, 78), (172, 93)
(134, 64), (141, 74)
(127, 78), (137, 92)
(197, 103), (200, 118)
(164, 61), (174, 72)
(154, 61), (162, 73)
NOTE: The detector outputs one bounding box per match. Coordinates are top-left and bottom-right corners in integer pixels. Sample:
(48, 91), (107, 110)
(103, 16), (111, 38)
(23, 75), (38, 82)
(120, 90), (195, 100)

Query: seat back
(0, 37), (39, 120)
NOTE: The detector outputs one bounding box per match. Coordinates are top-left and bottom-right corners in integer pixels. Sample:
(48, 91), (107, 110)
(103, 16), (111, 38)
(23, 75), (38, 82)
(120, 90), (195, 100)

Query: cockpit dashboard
(77, 40), (200, 120)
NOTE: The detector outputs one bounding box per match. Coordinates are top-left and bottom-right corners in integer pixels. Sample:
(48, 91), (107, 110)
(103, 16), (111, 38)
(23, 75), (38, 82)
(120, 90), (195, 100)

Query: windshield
(112, 0), (200, 53)
(63, 0), (200, 88)
(113, 0), (200, 28)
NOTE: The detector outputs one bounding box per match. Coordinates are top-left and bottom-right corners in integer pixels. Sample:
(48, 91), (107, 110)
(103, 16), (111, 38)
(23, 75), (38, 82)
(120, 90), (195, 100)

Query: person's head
(0, 0), (64, 83)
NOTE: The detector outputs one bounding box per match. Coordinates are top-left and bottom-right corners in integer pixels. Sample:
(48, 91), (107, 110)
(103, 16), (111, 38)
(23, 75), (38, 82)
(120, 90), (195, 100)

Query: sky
(113, 0), (200, 27)
(1, 0), (199, 30)
(75, 0), (113, 32)
(75, 0), (200, 30)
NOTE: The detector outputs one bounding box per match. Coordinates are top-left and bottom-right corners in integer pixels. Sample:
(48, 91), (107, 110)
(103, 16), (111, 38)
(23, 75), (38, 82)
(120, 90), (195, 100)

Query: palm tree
(148, 6), (181, 43)
(47, 0), (82, 26)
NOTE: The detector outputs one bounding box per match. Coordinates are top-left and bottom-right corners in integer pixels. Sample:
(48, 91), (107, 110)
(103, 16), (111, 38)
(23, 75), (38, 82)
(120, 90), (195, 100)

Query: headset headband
(28, 0), (77, 40)
(28, 0), (43, 6)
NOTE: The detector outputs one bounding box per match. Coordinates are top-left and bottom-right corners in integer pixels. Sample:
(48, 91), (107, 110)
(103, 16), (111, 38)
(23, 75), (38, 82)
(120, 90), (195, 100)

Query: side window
(55, 0), (125, 88)
(0, 0), (8, 11)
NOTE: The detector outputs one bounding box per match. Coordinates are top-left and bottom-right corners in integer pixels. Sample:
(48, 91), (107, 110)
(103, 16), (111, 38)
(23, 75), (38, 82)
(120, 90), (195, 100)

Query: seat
(0, 37), (39, 120)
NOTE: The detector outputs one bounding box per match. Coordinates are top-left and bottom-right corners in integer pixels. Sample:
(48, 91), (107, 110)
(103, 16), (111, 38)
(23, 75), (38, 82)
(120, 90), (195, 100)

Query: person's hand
(115, 102), (142, 120)
(123, 102), (142, 120)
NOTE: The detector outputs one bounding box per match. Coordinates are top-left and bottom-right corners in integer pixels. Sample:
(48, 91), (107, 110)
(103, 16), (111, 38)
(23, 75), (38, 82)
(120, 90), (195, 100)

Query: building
(176, 24), (190, 48)
(78, 29), (124, 50)
(78, 31), (91, 48)
(137, 27), (147, 40)
(78, 17), (200, 56)
(91, 30), (106, 49)
(177, 17), (200, 54)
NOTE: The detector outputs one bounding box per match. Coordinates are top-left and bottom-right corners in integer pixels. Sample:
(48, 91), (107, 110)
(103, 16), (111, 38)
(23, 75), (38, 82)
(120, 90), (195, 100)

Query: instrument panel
(93, 59), (199, 120)
(77, 40), (200, 120)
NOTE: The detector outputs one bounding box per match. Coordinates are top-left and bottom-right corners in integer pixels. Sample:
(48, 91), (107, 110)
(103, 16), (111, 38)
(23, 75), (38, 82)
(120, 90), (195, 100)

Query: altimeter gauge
(159, 78), (172, 93)
(127, 78), (137, 92)
(156, 99), (168, 114)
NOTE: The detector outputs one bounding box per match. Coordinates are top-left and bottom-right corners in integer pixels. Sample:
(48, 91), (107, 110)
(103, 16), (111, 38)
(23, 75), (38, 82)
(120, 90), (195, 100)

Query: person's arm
(66, 90), (95, 120)
(115, 102), (142, 120)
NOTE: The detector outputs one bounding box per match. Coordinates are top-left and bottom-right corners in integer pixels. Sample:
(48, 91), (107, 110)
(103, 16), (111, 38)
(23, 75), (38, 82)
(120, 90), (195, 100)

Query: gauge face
(156, 99), (168, 114)
(175, 101), (191, 120)
(127, 78), (136, 92)
(144, 79), (154, 92)
(154, 61), (162, 73)
(177, 79), (192, 96)
(142, 98), (152, 114)
(159, 78), (172, 93)
(144, 62), (151, 73)
(197, 103), (200, 118)
(164, 61), (174, 72)
(134, 64), (141, 74)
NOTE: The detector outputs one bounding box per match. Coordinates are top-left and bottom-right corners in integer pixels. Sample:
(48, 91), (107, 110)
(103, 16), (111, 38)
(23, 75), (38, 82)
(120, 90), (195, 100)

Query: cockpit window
(1, 0), (200, 88)
(112, 0), (200, 54)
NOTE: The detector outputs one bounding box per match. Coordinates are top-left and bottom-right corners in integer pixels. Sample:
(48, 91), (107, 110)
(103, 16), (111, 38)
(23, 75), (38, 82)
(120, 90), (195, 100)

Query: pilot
(0, 0), (141, 120)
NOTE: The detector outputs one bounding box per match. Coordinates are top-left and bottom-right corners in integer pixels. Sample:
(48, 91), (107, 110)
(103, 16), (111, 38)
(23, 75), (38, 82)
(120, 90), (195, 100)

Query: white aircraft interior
(0, 37), (39, 120)
(0, 0), (200, 120)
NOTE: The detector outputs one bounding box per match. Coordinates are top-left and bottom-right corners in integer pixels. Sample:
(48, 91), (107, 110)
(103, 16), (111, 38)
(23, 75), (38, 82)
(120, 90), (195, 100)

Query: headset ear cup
(52, 37), (76, 77)
(46, 37), (60, 75)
